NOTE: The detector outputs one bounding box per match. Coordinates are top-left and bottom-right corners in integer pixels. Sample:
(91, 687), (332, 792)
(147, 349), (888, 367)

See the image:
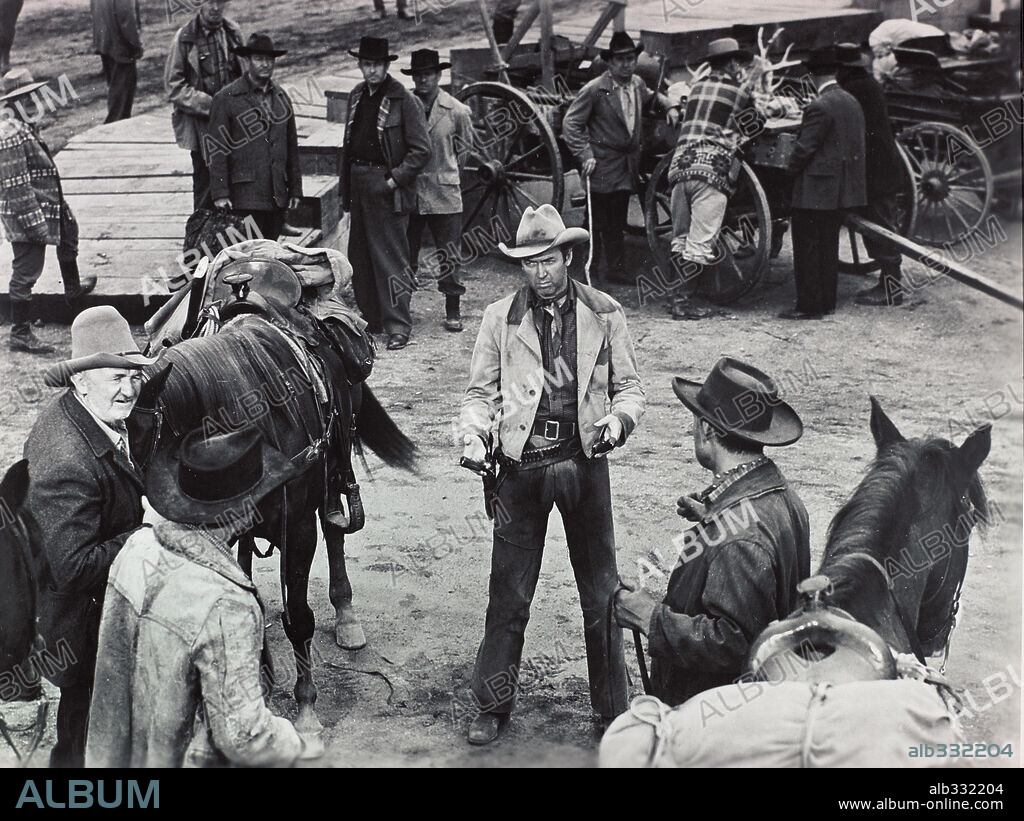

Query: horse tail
(355, 385), (418, 473)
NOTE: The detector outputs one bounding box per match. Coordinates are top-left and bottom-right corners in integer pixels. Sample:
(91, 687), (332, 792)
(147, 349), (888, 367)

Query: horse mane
(821, 437), (989, 610)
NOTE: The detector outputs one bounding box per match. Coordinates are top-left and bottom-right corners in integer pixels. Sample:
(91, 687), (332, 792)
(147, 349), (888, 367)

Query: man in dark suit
(837, 42), (905, 307)
(207, 33), (302, 242)
(782, 47), (867, 319)
(24, 306), (157, 768)
(91, 0), (143, 123)
(342, 36), (430, 351)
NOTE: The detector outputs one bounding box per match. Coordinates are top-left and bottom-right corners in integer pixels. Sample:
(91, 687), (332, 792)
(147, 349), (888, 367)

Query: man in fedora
(665, 37), (763, 320)
(460, 204), (645, 744)
(836, 42), (905, 308)
(402, 49), (473, 332)
(614, 358), (810, 706)
(781, 46), (866, 319)
(563, 31), (669, 285)
(90, 0), (143, 123)
(1, 68), (96, 354)
(343, 36), (429, 351)
(23, 306), (157, 767)
(164, 0), (244, 210)
(87, 425), (317, 767)
(207, 33), (301, 242)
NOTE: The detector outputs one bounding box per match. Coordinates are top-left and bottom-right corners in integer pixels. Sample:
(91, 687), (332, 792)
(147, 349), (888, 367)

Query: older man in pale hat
(1, 68), (96, 354)
(459, 204), (645, 744)
(87, 425), (319, 767)
(24, 306), (157, 767)
(614, 357), (810, 706)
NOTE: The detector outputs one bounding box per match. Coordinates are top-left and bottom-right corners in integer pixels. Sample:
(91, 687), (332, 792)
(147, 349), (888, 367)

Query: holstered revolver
(459, 435), (499, 520)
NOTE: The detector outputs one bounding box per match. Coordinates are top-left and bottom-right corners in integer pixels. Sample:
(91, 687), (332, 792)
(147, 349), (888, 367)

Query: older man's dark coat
(787, 83), (867, 211)
(207, 74), (302, 210)
(23, 391), (145, 689)
(837, 65), (903, 200)
(648, 460), (810, 706)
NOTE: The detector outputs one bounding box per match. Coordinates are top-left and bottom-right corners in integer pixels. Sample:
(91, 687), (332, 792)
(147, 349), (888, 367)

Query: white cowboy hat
(0, 67), (47, 103)
(498, 204), (589, 259)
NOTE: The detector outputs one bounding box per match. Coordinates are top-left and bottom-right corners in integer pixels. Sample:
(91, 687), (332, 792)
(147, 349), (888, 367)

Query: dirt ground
(1, 0), (1021, 769)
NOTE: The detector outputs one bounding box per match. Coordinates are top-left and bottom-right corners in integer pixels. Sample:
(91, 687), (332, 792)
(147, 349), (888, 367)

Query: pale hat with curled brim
(672, 356), (803, 446)
(497, 204), (589, 259)
(0, 67), (47, 103)
(703, 37), (753, 64)
(43, 306), (158, 388)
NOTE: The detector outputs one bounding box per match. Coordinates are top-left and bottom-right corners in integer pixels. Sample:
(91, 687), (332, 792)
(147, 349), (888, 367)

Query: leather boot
(59, 256), (97, 305)
(9, 301), (54, 354)
(444, 294), (463, 332)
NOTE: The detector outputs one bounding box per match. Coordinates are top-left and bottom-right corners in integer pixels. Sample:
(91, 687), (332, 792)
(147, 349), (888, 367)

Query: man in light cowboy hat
(401, 48), (473, 333)
(24, 306), (157, 767)
(87, 425), (319, 767)
(614, 357), (810, 707)
(563, 31), (671, 285)
(342, 35), (429, 351)
(665, 37), (764, 320)
(460, 204), (645, 744)
(1, 68), (97, 354)
(207, 33), (302, 242)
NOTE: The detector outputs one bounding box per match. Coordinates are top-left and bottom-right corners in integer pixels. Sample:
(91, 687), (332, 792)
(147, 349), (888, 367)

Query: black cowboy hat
(672, 357), (803, 446)
(804, 45), (840, 72)
(146, 425), (300, 526)
(234, 33), (288, 58)
(401, 49), (452, 75)
(349, 36), (398, 63)
(835, 42), (870, 67)
(601, 31), (643, 61)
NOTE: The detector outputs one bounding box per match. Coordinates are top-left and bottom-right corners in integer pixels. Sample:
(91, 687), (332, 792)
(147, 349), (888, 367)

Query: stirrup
(326, 482), (364, 534)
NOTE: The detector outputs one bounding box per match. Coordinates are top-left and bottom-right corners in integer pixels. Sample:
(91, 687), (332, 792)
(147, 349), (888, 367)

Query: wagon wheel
(839, 143), (917, 274)
(644, 153), (771, 306)
(456, 82), (563, 254)
(899, 122), (993, 247)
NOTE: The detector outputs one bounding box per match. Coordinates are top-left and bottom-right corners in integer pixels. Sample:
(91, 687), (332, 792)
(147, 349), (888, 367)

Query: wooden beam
(475, 0), (511, 84)
(583, 1), (627, 50)
(539, 0), (554, 89)
(501, 0), (540, 61)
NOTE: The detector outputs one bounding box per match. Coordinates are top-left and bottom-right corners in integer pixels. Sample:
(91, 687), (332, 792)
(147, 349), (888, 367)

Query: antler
(755, 26), (795, 95)
(686, 61), (712, 84)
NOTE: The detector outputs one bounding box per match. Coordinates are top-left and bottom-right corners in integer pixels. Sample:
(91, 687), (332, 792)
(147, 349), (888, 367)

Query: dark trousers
(861, 195), (903, 281)
(590, 189), (631, 277)
(791, 208), (843, 315)
(407, 211), (466, 296)
(49, 682), (91, 768)
(8, 234), (78, 303)
(231, 209), (285, 242)
(191, 150), (211, 211)
(348, 164), (413, 335)
(471, 452), (627, 718)
(100, 55), (136, 124)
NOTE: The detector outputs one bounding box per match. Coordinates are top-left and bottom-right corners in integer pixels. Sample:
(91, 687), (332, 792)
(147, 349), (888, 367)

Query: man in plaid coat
(666, 38), (762, 319)
(0, 69), (95, 354)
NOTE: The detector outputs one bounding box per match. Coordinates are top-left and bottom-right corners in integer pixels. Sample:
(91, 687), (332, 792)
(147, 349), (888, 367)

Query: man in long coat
(614, 358), (810, 706)
(207, 33), (301, 242)
(164, 0), (244, 209)
(24, 306), (157, 767)
(402, 49), (473, 332)
(91, 0), (142, 123)
(342, 36), (429, 351)
(781, 46), (867, 319)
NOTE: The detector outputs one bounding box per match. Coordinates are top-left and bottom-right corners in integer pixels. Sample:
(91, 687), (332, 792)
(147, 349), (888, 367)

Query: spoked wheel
(839, 143), (917, 274)
(456, 82), (563, 252)
(644, 153), (771, 305)
(899, 122), (993, 247)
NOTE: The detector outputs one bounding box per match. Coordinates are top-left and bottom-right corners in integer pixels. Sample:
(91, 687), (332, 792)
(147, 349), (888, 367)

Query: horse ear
(0, 459), (30, 512)
(138, 361), (174, 409)
(956, 424), (992, 477)
(869, 396), (904, 448)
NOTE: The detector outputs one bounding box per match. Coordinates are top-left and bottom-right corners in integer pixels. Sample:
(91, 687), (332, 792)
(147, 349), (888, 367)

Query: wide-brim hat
(704, 37), (752, 63)
(805, 46), (840, 72)
(146, 425), (300, 526)
(601, 31), (644, 61)
(672, 357), (803, 446)
(44, 306), (158, 388)
(836, 42), (870, 68)
(497, 204), (589, 259)
(0, 67), (47, 102)
(401, 48), (452, 75)
(234, 33), (287, 57)
(349, 36), (398, 62)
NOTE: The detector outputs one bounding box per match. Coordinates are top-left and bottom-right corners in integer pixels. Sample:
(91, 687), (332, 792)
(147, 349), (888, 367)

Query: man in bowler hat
(342, 36), (430, 351)
(614, 358), (810, 706)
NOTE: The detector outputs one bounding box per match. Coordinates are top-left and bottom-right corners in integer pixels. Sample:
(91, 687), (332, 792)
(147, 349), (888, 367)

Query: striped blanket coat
(0, 118), (74, 245)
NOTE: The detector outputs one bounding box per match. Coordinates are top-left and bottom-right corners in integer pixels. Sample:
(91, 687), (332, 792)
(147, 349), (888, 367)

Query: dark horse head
(820, 397), (992, 660)
(0, 459), (43, 702)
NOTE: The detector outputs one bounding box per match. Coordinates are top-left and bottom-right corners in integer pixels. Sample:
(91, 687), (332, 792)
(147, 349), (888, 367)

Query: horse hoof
(297, 729), (325, 760)
(335, 617), (367, 650)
